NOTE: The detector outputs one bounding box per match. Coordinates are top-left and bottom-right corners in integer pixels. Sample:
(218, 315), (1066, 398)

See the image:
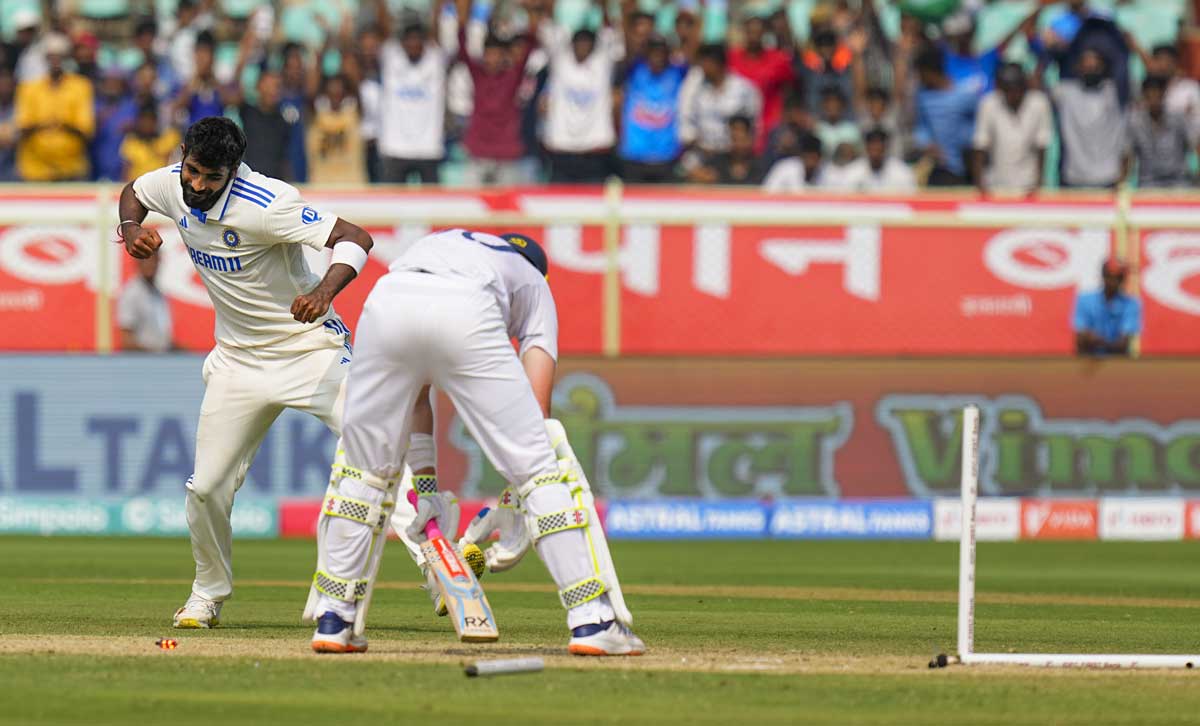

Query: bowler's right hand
(124, 225), (163, 259)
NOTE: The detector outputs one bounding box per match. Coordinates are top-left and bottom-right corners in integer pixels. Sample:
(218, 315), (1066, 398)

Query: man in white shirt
(972, 63), (1052, 195)
(831, 128), (916, 192)
(542, 16), (624, 183)
(118, 117), (375, 629)
(309, 228), (645, 657)
(377, 5), (455, 184)
(678, 43), (761, 169)
(116, 255), (174, 352)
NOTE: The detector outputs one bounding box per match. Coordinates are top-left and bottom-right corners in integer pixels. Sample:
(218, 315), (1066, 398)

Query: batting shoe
(568, 620), (646, 656)
(173, 593), (222, 629)
(311, 612), (368, 654)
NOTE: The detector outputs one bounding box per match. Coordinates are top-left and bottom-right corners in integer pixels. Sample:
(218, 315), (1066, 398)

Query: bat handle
(406, 488), (444, 539)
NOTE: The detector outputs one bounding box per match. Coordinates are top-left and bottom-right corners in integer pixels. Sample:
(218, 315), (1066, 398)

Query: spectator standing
(92, 70), (137, 182)
(913, 47), (976, 186)
(815, 87), (860, 157)
(119, 103), (181, 181)
(763, 132), (823, 192)
(1124, 76), (1193, 189)
(456, 0), (541, 186)
(618, 35), (688, 183)
(1126, 39), (1200, 138)
(971, 63), (1052, 195)
(15, 34), (94, 182)
(10, 10), (45, 82)
(939, 6), (1042, 97)
(356, 27), (385, 183)
(174, 31), (225, 128)
(729, 14), (794, 150)
(0, 68), (16, 181)
(71, 32), (101, 83)
(280, 43), (316, 183)
(796, 27), (854, 114)
(117, 255), (174, 353)
(131, 18), (180, 102)
(1073, 259), (1141, 357)
(833, 128), (915, 192)
(238, 71), (292, 179)
(542, 7), (624, 183)
(1050, 49), (1125, 188)
(857, 86), (902, 158)
(679, 44), (761, 163)
(306, 74), (366, 185)
(765, 93), (813, 165)
(690, 115), (767, 185)
(377, 1), (453, 183)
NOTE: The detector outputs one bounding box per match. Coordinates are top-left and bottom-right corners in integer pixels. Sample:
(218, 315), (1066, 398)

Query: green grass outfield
(2, 536), (1198, 725)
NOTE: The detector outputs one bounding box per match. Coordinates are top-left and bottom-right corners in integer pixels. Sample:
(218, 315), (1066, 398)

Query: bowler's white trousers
(186, 325), (354, 602)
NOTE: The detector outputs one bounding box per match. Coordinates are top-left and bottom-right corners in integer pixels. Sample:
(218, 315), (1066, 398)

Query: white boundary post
(949, 404), (1199, 671)
(957, 405), (980, 660)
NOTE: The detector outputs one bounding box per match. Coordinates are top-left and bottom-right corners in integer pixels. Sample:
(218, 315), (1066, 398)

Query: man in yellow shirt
(15, 34), (94, 181)
(120, 103), (181, 181)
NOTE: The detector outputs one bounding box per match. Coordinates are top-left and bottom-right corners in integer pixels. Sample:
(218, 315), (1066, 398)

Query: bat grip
(406, 489), (444, 539)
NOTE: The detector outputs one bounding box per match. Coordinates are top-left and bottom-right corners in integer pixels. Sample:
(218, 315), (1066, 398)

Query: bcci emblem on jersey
(222, 229), (241, 248)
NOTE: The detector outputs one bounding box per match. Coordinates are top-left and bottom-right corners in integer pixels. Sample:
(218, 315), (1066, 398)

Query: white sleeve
(1033, 93), (1053, 149)
(510, 281), (559, 361)
(677, 69), (702, 144)
(763, 159), (805, 193)
(972, 96), (993, 150)
(131, 165), (178, 217)
(266, 186), (339, 251)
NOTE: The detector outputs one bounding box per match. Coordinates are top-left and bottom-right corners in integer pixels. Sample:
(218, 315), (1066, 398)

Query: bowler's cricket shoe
(311, 612), (368, 654)
(568, 620), (646, 656)
(173, 593), (222, 629)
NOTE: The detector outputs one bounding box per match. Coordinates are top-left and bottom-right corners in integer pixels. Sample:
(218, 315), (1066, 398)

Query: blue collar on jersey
(184, 162), (252, 224)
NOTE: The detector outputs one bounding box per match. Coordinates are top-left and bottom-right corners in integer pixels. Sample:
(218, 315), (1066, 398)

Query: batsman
(309, 228), (645, 656)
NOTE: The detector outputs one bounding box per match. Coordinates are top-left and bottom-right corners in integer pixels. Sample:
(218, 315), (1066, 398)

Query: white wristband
(330, 241), (368, 274)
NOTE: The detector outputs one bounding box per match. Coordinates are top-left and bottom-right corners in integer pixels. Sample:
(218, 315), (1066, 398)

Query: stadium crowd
(0, 0), (1196, 192)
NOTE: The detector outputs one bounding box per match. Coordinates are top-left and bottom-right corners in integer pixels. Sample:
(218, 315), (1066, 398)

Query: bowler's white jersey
(390, 228), (558, 359)
(133, 162), (340, 351)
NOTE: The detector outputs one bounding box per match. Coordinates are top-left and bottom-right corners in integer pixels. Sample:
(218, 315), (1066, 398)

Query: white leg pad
(546, 419), (634, 626)
(520, 472), (616, 630)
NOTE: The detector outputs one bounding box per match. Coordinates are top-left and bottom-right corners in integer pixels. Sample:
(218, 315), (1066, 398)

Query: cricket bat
(406, 490), (499, 642)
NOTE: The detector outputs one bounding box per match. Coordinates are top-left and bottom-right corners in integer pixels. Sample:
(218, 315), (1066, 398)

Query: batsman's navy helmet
(499, 233), (549, 277)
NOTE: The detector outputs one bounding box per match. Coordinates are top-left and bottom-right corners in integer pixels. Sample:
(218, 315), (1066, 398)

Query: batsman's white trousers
(337, 271), (614, 628)
(187, 329), (351, 602)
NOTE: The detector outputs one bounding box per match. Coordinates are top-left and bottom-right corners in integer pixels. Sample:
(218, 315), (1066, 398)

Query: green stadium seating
(78, 0), (132, 20)
(1, 0), (41, 40)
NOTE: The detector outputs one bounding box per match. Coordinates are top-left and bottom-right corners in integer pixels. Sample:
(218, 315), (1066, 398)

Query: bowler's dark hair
(182, 116), (246, 172)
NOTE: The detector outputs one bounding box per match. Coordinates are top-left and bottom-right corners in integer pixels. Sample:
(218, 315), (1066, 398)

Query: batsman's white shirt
(133, 161), (342, 351)
(133, 161), (351, 603)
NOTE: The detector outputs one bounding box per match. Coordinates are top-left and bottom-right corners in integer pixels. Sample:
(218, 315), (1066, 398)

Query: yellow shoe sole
(173, 616), (219, 629)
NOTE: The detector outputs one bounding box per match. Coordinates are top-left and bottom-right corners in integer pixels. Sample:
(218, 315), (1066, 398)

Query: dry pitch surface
(2, 537), (1198, 724)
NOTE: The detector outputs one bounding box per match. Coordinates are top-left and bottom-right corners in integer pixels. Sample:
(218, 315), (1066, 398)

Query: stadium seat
(221, 0), (269, 21)
(0, 0), (40, 40)
(78, 0), (131, 20)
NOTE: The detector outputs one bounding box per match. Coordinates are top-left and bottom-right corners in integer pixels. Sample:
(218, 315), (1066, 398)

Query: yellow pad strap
(559, 576), (607, 609)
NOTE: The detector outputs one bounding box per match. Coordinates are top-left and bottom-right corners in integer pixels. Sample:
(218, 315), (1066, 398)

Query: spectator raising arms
(972, 63), (1052, 196)
(542, 0), (624, 183)
(377, 0), (455, 184)
(1051, 49), (1125, 188)
(15, 34), (94, 181)
(729, 13), (794, 151)
(456, 0), (542, 187)
(913, 47), (976, 186)
(619, 34), (688, 183)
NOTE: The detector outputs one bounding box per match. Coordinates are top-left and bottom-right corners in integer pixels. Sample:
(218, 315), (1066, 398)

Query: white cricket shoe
(173, 593), (222, 629)
(311, 612), (368, 654)
(568, 620), (646, 656)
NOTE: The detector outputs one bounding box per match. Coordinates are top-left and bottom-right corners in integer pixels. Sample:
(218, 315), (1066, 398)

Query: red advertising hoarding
(1, 188), (1198, 355)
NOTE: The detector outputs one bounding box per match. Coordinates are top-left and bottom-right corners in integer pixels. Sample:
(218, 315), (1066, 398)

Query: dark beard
(180, 175), (228, 211)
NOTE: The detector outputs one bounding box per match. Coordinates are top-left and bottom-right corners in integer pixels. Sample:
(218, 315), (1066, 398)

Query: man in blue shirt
(913, 47), (977, 186)
(619, 35), (688, 183)
(940, 6), (1044, 98)
(1073, 259), (1142, 357)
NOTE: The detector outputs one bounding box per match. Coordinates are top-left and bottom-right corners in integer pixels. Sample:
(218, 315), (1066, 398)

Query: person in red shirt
(456, 0), (543, 185)
(729, 14), (795, 152)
